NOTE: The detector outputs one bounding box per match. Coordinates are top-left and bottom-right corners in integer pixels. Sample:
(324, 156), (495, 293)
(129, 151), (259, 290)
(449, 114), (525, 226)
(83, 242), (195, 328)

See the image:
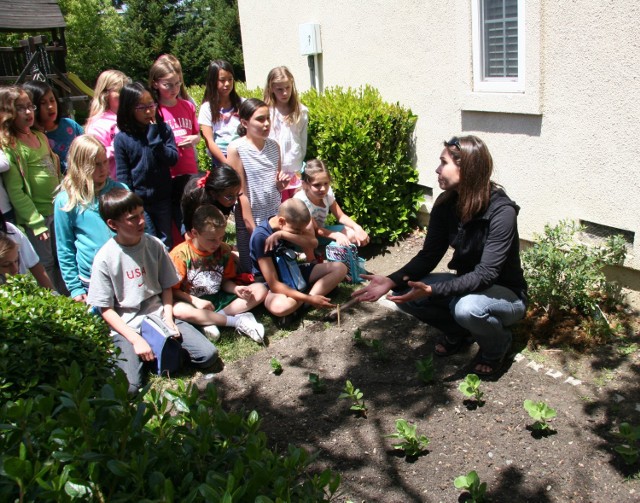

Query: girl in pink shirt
(85, 70), (130, 179)
(149, 57), (200, 236)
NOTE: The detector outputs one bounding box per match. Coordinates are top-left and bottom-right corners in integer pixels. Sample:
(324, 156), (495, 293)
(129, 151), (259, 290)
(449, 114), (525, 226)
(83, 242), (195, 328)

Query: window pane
(483, 0), (518, 79)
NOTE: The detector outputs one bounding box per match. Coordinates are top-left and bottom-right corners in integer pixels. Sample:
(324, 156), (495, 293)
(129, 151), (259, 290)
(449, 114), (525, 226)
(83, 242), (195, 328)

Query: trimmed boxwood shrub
(0, 275), (114, 399)
(188, 83), (423, 243)
(304, 86), (422, 243)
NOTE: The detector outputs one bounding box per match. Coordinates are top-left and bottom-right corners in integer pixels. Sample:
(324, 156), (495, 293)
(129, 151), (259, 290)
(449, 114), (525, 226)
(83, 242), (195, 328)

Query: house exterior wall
(238, 0), (640, 270)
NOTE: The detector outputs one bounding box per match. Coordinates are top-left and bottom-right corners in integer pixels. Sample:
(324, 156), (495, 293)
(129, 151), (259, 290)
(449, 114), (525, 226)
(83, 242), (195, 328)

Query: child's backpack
(275, 244), (307, 291)
(140, 314), (182, 376)
(325, 242), (367, 284)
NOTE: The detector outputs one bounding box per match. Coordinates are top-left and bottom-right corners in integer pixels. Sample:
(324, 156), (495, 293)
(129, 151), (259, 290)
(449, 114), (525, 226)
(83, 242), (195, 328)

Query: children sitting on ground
(295, 159), (370, 248)
(87, 188), (219, 394)
(250, 198), (347, 325)
(170, 204), (266, 343)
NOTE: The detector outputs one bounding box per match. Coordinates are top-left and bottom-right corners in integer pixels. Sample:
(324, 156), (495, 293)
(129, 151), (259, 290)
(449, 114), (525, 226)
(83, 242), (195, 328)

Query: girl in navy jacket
(114, 82), (178, 248)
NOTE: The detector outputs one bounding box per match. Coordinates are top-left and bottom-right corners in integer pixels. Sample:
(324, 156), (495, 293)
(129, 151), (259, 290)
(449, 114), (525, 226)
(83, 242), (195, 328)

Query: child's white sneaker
(235, 312), (265, 343)
(203, 324), (221, 342)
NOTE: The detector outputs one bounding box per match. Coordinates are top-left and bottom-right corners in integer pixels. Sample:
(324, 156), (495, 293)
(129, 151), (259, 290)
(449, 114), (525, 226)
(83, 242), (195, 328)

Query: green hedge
(0, 275), (114, 399)
(304, 86), (422, 243)
(0, 367), (340, 501)
(0, 275), (341, 500)
(188, 84), (423, 243)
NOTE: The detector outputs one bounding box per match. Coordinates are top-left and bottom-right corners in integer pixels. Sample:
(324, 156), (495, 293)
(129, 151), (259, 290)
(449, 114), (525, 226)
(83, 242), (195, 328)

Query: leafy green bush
(0, 275), (113, 399)
(187, 84), (423, 243)
(522, 220), (627, 320)
(0, 365), (341, 501)
(304, 86), (422, 243)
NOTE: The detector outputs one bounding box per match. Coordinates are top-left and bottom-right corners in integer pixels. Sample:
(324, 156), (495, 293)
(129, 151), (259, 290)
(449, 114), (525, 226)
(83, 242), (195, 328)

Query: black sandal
(434, 336), (467, 357)
(470, 353), (505, 377)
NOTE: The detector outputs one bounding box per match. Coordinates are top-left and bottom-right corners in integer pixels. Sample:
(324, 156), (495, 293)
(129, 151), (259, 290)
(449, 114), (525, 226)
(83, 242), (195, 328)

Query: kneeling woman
(353, 135), (527, 376)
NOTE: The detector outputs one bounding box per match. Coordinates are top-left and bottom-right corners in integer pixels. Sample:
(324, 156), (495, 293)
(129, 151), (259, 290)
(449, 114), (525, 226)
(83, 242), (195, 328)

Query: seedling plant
(270, 357), (283, 375)
(339, 380), (367, 417)
(308, 373), (327, 394)
(352, 328), (364, 345)
(524, 399), (557, 431)
(385, 418), (430, 457)
(454, 470), (487, 502)
(416, 355), (434, 384)
(615, 422), (640, 465)
(352, 329), (388, 360)
(459, 374), (484, 404)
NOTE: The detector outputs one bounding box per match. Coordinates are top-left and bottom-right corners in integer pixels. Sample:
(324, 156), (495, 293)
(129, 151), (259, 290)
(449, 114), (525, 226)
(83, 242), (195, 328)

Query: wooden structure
(0, 0), (90, 112)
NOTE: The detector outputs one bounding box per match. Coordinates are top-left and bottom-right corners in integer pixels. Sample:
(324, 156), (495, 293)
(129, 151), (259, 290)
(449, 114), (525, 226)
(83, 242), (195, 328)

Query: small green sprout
(308, 373), (327, 393)
(339, 380), (367, 417)
(454, 470), (487, 502)
(270, 357), (283, 375)
(459, 374), (484, 402)
(524, 399), (557, 431)
(369, 338), (388, 361)
(385, 418), (430, 457)
(416, 355), (434, 384)
(352, 329), (387, 360)
(614, 422), (640, 465)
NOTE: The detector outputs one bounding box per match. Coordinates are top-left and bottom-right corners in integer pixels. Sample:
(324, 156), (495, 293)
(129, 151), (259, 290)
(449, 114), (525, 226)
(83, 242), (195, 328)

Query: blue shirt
(45, 118), (84, 174)
(54, 178), (128, 298)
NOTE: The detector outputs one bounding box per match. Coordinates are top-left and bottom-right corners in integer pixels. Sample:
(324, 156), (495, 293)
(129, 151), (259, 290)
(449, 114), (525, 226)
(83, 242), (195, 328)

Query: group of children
(0, 56), (370, 393)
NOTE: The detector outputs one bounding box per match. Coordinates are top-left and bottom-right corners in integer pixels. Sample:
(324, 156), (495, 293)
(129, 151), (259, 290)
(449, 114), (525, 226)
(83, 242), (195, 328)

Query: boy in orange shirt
(170, 204), (267, 343)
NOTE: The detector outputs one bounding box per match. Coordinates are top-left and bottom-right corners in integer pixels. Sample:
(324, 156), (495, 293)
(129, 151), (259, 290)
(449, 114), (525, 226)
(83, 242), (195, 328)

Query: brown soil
(206, 232), (640, 502)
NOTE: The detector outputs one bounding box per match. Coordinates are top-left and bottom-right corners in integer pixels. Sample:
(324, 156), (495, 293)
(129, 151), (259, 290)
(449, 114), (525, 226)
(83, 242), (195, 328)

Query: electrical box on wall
(299, 23), (322, 55)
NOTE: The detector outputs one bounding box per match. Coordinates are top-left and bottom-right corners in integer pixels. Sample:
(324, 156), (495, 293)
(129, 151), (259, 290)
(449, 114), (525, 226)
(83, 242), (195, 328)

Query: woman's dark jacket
(388, 187), (527, 301)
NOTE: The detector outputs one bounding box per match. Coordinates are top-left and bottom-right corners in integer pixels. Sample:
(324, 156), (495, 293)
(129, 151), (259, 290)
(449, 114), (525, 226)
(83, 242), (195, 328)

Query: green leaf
(64, 481), (93, 498)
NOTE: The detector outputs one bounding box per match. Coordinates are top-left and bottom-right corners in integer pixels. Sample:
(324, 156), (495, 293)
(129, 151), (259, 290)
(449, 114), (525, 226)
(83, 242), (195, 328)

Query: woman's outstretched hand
(351, 274), (395, 303)
(386, 281), (432, 304)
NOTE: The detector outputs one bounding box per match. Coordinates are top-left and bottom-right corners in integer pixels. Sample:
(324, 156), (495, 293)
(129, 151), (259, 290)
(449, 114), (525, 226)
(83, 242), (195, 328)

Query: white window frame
(472, 0), (525, 93)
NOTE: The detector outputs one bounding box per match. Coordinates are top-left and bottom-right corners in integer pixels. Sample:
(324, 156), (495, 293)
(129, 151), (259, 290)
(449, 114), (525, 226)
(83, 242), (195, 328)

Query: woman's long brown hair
(444, 135), (493, 222)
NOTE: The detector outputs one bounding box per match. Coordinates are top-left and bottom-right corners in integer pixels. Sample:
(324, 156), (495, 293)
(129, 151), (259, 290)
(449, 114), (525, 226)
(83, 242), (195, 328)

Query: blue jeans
(396, 273), (526, 361)
(113, 319), (218, 394)
(143, 199), (173, 249)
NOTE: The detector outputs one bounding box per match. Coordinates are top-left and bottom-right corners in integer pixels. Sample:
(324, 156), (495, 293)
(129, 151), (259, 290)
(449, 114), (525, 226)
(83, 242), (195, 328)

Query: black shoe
(274, 314), (294, 329)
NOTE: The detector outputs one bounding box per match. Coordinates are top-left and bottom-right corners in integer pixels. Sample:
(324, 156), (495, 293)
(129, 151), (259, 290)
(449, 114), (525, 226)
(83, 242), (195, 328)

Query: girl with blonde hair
(264, 66), (308, 201)
(86, 70), (131, 178)
(54, 134), (128, 301)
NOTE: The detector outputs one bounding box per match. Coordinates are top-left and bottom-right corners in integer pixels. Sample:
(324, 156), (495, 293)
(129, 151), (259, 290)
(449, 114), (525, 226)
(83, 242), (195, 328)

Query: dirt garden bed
(202, 232), (640, 502)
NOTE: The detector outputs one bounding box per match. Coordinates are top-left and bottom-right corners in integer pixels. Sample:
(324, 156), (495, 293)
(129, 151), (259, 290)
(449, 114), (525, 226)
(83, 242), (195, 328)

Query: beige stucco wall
(238, 0), (640, 270)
